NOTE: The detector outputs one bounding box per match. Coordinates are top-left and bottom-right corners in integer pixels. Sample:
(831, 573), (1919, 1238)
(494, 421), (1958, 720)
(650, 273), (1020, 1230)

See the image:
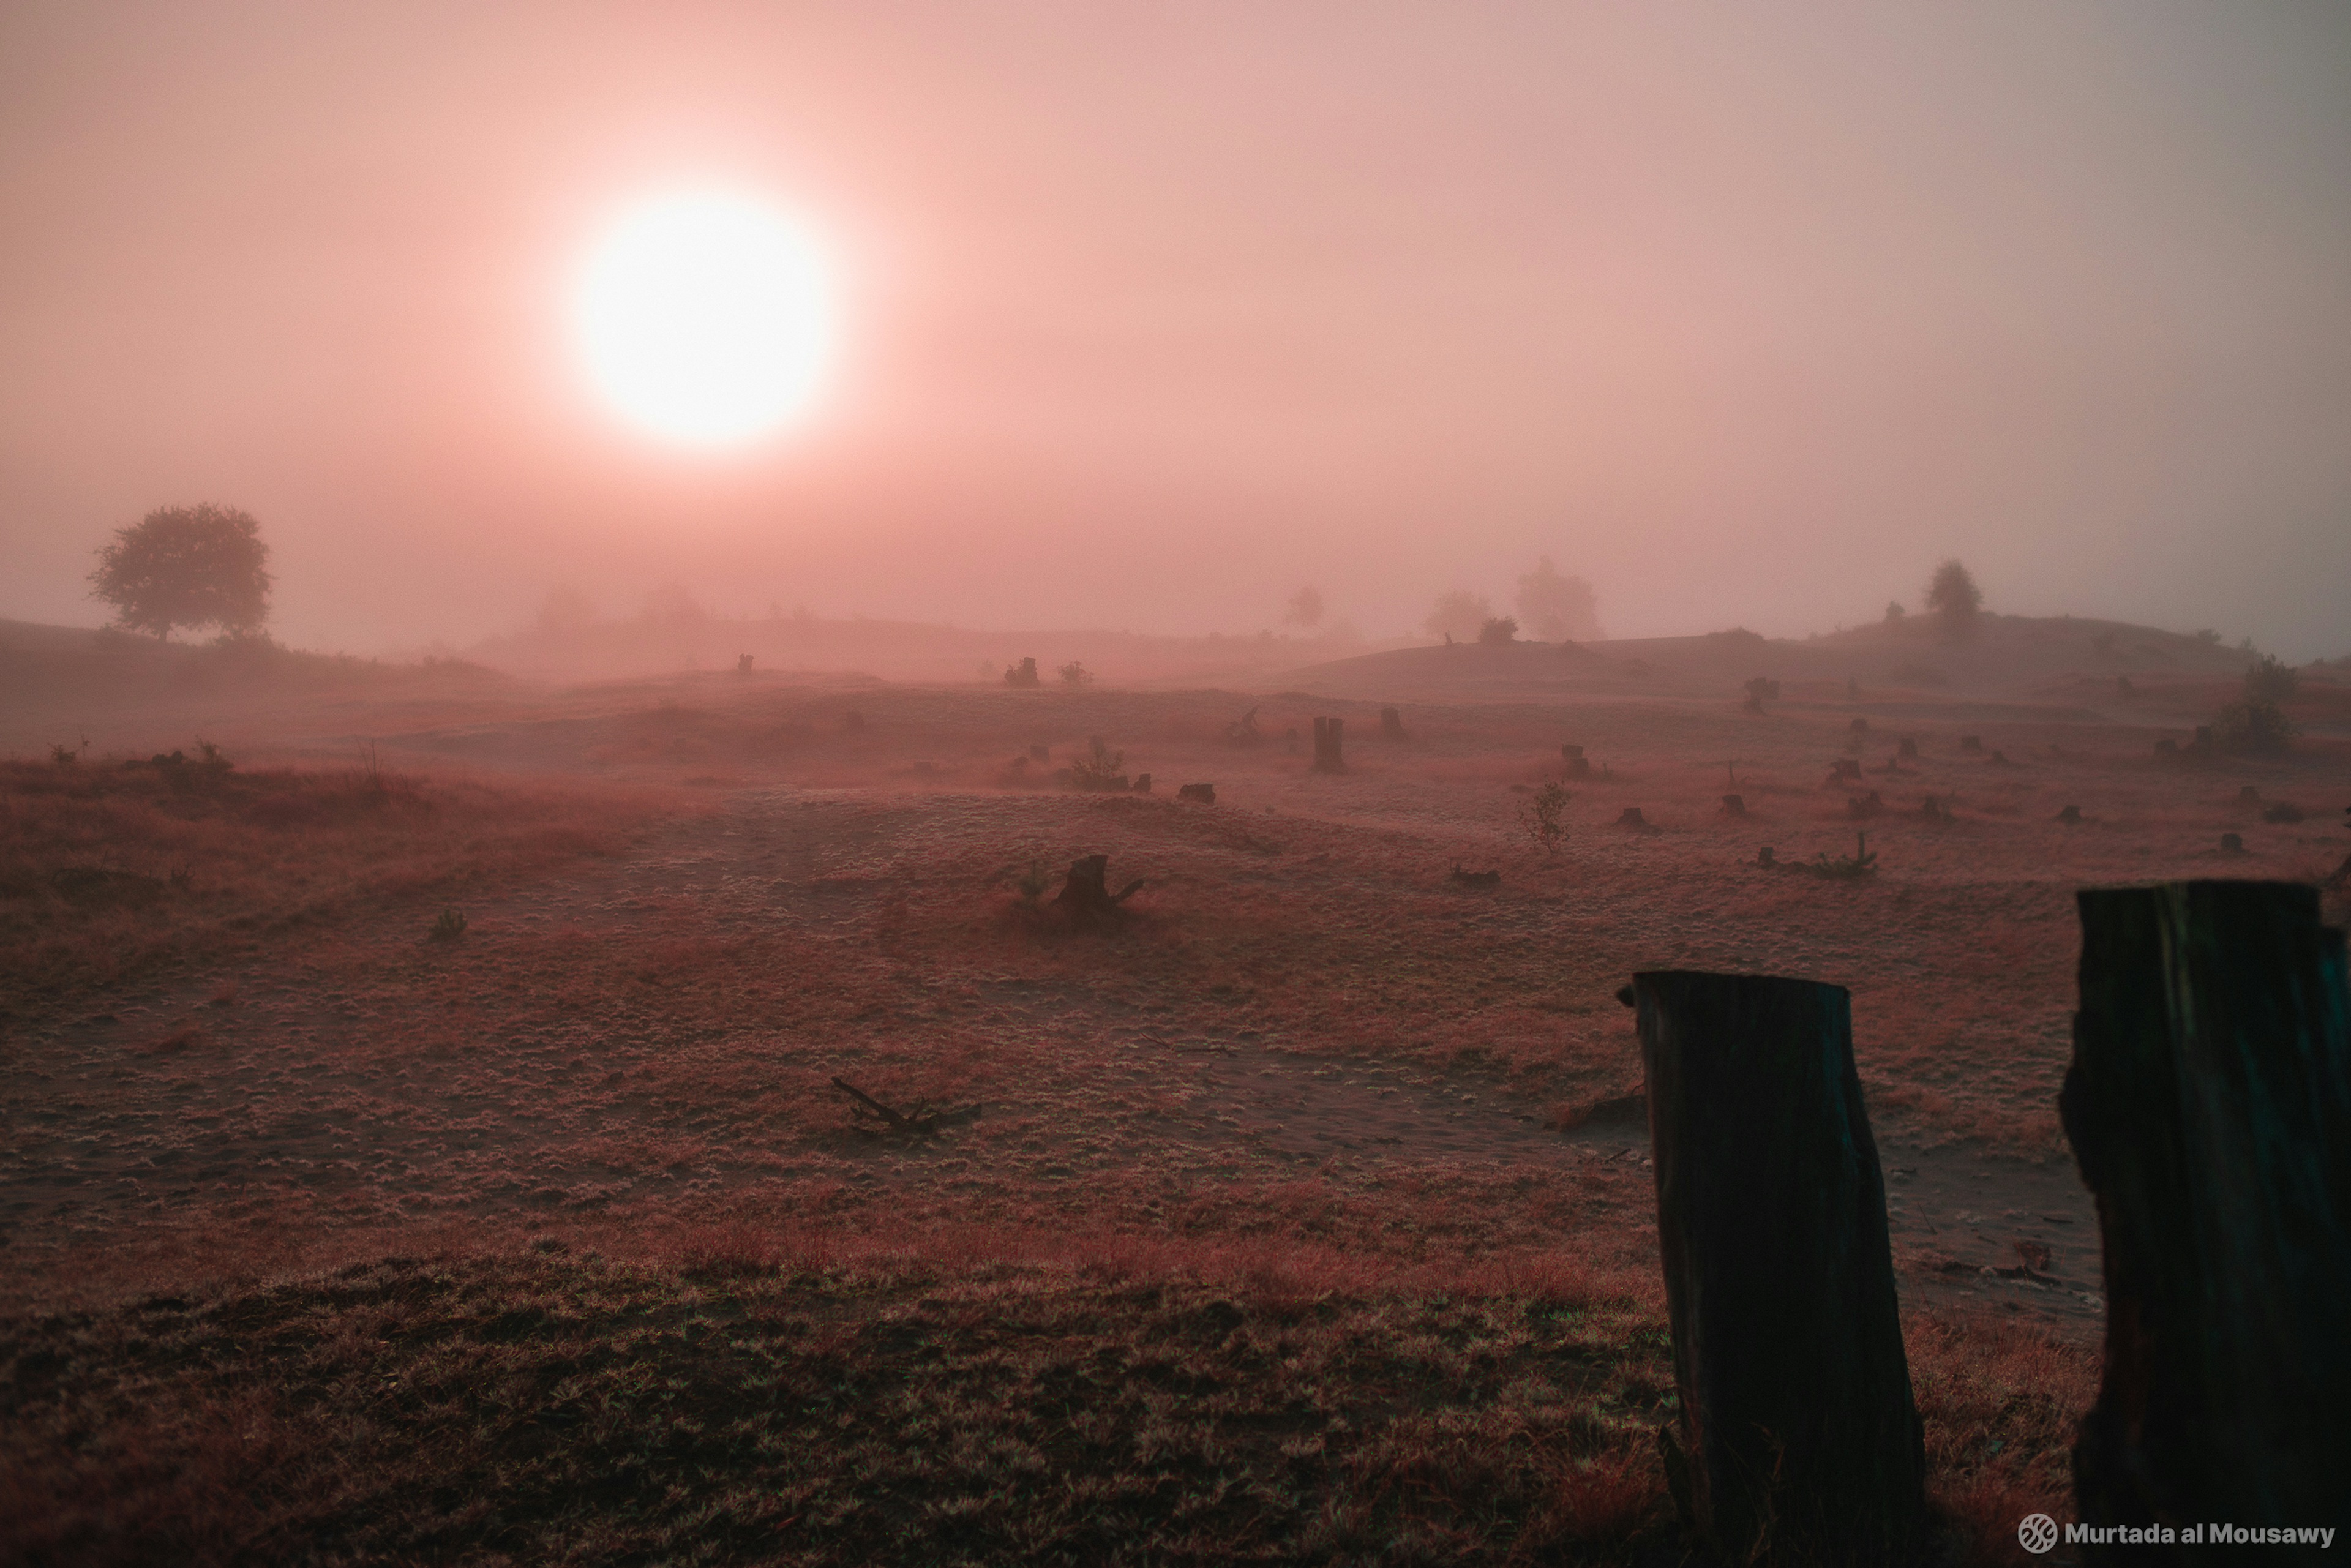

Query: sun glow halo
(573, 190), (833, 446)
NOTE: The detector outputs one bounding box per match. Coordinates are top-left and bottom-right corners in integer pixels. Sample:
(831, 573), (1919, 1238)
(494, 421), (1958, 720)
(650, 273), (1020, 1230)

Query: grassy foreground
(1, 1241), (2083, 1567)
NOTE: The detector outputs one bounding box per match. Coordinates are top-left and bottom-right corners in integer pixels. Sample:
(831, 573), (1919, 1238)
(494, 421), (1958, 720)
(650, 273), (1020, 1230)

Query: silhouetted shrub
(2211, 699), (2296, 755)
(1519, 782), (1570, 856)
(2243, 653), (2300, 705)
(1478, 617), (1518, 645)
(1004, 657), (1040, 688)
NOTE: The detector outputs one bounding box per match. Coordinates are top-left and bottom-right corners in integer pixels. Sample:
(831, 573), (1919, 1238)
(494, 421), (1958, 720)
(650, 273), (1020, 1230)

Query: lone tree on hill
(1478, 615), (1518, 645)
(1515, 556), (1602, 642)
(89, 503), (272, 639)
(1923, 559), (1982, 639)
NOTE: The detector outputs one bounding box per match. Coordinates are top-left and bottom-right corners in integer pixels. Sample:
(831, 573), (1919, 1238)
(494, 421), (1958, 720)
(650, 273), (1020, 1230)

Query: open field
(4, 632), (2345, 1563)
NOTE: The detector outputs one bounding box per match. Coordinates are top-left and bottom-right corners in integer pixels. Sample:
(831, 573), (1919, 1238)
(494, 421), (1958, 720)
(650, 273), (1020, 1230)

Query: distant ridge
(1271, 615), (2266, 705)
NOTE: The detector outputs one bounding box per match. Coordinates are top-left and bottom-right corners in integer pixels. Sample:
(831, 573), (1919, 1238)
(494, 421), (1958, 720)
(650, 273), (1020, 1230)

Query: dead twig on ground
(830, 1076), (982, 1136)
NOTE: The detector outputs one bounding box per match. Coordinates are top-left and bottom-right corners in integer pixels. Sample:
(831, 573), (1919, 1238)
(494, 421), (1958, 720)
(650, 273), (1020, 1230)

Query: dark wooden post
(2063, 881), (2350, 1556)
(1311, 716), (1344, 772)
(1633, 970), (1925, 1563)
(1380, 705), (1406, 741)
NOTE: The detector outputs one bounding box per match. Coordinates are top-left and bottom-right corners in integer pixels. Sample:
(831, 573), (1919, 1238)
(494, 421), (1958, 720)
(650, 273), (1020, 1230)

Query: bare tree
(1514, 556), (1601, 642)
(89, 503), (272, 640)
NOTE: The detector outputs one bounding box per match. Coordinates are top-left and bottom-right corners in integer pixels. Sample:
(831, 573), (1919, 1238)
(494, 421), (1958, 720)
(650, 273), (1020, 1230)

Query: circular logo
(2018, 1514), (2060, 1555)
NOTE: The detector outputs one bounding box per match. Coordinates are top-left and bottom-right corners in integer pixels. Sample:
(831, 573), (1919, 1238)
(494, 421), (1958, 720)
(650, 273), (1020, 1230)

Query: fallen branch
(830, 1076), (982, 1136)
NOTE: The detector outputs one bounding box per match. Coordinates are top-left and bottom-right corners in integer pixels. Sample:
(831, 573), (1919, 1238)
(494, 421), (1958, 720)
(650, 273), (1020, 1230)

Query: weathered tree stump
(1052, 854), (1145, 925)
(1131, 773), (1151, 793)
(1177, 782), (1215, 803)
(1720, 793), (1747, 817)
(2062, 882), (2351, 1556)
(1562, 744), (1592, 779)
(2056, 804), (2082, 824)
(1616, 806), (1650, 829)
(1633, 971), (1925, 1564)
(1311, 716), (1346, 773)
(1380, 706), (1407, 741)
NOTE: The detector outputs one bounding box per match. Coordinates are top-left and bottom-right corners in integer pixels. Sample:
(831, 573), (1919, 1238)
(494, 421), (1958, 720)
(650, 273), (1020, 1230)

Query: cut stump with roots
(1054, 853), (1146, 925)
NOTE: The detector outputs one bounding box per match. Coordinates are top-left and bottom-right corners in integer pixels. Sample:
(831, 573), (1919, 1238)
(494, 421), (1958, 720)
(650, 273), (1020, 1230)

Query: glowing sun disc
(574, 190), (832, 445)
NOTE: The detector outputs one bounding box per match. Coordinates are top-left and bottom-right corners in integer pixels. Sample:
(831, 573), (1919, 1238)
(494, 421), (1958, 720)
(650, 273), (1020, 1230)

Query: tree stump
(736, 653), (754, 674)
(1720, 793), (1747, 817)
(2220, 832), (2244, 854)
(2056, 804), (2083, 824)
(1616, 806), (1652, 830)
(1311, 716), (1346, 773)
(1052, 854), (1146, 926)
(1131, 773), (1151, 793)
(1562, 744), (1592, 779)
(1178, 782), (1215, 803)
(1380, 706), (1406, 741)
(2061, 882), (2351, 1555)
(1633, 972), (1925, 1563)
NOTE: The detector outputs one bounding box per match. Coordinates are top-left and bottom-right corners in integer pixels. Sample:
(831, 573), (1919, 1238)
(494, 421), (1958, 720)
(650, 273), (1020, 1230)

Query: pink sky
(3, 2), (2347, 656)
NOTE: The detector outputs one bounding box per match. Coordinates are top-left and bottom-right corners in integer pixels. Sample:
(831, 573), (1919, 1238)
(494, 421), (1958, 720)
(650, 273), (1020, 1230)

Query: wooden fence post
(1633, 970), (1925, 1563)
(2063, 880), (2350, 1556)
(1311, 716), (1344, 773)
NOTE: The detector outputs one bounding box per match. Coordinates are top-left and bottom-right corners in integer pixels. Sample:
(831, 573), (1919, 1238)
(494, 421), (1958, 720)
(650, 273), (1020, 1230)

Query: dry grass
(0, 1240), (2087, 1567)
(7, 671), (2331, 1562)
(0, 753), (670, 1025)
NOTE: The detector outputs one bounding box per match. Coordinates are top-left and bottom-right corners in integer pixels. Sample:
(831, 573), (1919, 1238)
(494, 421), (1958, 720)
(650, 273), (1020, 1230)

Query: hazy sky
(4, 2), (2348, 656)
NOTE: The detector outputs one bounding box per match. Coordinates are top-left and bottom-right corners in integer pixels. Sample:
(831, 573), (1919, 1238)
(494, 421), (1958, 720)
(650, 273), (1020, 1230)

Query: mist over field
(3, 2), (2349, 659)
(6, 7), (2350, 1563)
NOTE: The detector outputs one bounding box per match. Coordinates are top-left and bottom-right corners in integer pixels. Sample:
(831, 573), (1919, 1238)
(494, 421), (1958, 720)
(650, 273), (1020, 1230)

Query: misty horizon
(5, 2), (2348, 660)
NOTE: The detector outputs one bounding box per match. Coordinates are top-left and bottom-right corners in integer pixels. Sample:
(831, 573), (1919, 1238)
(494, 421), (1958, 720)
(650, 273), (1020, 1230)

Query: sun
(572, 189), (833, 446)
